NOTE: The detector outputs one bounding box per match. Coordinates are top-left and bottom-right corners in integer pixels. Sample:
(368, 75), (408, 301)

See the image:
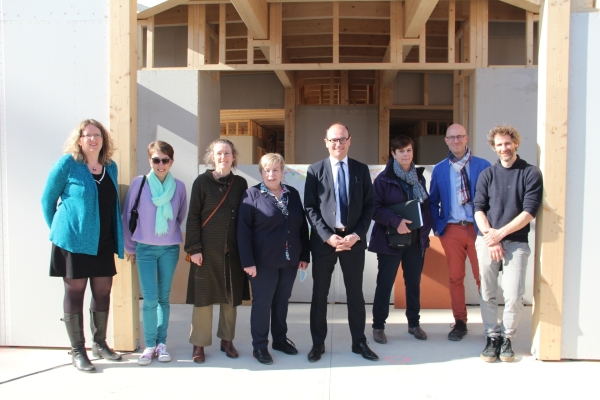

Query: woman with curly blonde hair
(41, 119), (124, 373)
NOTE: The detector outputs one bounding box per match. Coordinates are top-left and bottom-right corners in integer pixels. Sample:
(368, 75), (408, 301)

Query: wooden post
(284, 86), (296, 162)
(188, 5), (206, 68)
(247, 29), (254, 65)
(532, 0), (570, 361)
(219, 3), (226, 64)
(146, 16), (154, 68)
(526, 11), (534, 66)
(333, 2), (340, 64)
(109, 0), (138, 351)
(341, 70), (349, 105)
(378, 86), (392, 164)
(448, 0), (456, 63)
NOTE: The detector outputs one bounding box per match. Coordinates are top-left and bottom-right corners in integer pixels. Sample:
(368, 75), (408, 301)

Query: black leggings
(63, 277), (113, 314)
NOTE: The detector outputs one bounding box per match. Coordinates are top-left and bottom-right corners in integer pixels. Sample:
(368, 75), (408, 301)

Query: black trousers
(372, 237), (425, 329)
(249, 263), (297, 350)
(310, 250), (367, 345)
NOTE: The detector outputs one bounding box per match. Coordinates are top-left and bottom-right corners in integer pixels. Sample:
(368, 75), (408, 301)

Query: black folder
(386, 200), (423, 232)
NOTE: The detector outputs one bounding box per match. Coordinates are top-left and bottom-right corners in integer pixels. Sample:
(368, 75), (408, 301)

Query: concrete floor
(0, 304), (598, 399)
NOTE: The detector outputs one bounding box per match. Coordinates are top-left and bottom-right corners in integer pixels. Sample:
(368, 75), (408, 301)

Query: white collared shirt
(329, 155), (350, 229)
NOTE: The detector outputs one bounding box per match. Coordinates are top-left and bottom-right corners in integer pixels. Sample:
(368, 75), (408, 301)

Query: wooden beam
(378, 86), (391, 164)
(419, 24), (426, 63)
(231, 0), (269, 39)
(219, 3), (226, 64)
(284, 87), (296, 162)
(247, 29), (254, 64)
(188, 4), (206, 67)
(329, 71), (335, 105)
(453, 71), (460, 122)
(147, 62), (478, 71)
(404, 0), (439, 38)
(391, 104), (453, 110)
(137, 0), (189, 19)
(110, 0), (138, 352)
(333, 2), (340, 64)
(532, 0), (569, 361)
(526, 10), (534, 66)
(268, 2), (295, 89)
(340, 70), (349, 104)
(381, 1), (401, 88)
(146, 17), (155, 68)
(137, 23), (144, 69)
(500, 0), (541, 13)
(448, 0), (455, 63)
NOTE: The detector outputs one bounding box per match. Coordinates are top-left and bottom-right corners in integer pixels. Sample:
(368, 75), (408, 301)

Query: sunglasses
(152, 157), (171, 165)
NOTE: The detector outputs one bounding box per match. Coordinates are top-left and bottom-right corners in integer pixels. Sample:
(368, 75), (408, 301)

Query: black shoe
(90, 310), (122, 361)
(499, 338), (515, 362)
(480, 337), (502, 363)
(448, 320), (467, 341)
(351, 341), (379, 361)
(307, 344), (325, 363)
(272, 338), (298, 355)
(62, 313), (96, 373)
(253, 348), (273, 365)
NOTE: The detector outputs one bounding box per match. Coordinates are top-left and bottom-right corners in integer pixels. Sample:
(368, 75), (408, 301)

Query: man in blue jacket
(429, 124), (491, 341)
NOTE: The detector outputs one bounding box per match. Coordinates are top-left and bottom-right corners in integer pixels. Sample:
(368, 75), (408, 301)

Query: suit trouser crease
(372, 238), (424, 329)
(476, 237), (530, 339)
(136, 243), (180, 348)
(310, 250), (367, 345)
(249, 264), (297, 350)
(439, 225), (481, 323)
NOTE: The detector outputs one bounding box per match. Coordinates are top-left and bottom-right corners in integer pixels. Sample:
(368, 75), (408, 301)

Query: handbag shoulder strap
(132, 175), (147, 211)
(201, 174), (235, 229)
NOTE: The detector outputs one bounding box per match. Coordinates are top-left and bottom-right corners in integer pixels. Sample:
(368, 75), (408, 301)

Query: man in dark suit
(304, 123), (378, 362)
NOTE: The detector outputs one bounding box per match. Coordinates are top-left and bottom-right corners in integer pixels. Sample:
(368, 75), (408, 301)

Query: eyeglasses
(152, 157), (171, 165)
(325, 137), (349, 145)
(82, 133), (102, 140)
(445, 135), (467, 142)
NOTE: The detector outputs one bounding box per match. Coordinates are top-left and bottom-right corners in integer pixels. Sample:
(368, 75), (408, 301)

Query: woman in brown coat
(185, 139), (249, 363)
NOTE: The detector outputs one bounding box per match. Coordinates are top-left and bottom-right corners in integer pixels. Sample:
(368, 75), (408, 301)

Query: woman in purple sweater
(122, 141), (187, 366)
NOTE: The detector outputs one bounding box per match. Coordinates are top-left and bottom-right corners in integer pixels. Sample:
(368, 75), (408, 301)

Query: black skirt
(50, 168), (117, 279)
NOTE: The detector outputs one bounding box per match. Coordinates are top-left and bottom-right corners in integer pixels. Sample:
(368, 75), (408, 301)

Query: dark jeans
(249, 263), (297, 350)
(372, 238), (425, 329)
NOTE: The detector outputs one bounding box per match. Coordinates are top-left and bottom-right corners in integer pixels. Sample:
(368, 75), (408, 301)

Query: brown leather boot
(220, 340), (239, 359)
(192, 345), (205, 364)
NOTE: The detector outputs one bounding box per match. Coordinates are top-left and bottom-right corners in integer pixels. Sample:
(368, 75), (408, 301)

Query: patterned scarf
(448, 147), (472, 206)
(147, 170), (176, 236)
(260, 182), (291, 260)
(392, 160), (429, 203)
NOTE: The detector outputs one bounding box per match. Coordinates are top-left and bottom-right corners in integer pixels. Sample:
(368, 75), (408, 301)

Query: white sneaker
(138, 346), (155, 366)
(156, 343), (171, 363)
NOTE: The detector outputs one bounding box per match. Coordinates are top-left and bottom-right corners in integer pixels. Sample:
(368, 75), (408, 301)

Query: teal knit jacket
(41, 154), (124, 258)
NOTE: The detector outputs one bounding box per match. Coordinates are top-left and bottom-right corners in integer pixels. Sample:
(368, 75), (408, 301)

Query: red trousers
(439, 224), (481, 323)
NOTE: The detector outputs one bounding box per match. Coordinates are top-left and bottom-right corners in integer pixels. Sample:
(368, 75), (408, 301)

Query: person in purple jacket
(237, 153), (310, 365)
(122, 141), (187, 366)
(368, 135), (434, 345)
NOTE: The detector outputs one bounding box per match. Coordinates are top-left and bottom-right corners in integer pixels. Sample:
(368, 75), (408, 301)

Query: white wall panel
(0, 1), (109, 346)
(562, 12), (600, 360)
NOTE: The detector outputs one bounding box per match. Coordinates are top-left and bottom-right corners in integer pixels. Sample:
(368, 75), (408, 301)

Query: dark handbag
(129, 175), (147, 234)
(386, 226), (412, 248)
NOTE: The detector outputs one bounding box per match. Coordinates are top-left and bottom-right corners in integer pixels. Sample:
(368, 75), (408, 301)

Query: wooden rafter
(404, 0), (439, 38)
(231, 0), (269, 39)
(499, 0), (541, 13)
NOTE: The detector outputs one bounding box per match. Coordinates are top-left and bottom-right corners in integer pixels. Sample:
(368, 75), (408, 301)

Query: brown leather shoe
(220, 340), (239, 359)
(408, 326), (428, 340)
(192, 345), (205, 364)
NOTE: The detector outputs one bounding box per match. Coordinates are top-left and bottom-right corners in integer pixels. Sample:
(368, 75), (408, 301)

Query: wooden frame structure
(110, 0), (581, 360)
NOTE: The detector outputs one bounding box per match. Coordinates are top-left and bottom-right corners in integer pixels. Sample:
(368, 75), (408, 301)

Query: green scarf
(147, 170), (176, 236)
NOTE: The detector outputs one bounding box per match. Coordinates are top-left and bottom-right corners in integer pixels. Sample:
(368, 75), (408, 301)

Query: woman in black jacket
(237, 153), (310, 365)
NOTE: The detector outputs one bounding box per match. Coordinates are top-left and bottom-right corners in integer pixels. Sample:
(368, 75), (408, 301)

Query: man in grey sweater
(473, 125), (543, 363)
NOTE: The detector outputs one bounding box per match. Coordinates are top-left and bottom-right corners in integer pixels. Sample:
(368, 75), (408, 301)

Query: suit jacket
(304, 157), (375, 256)
(428, 155), (491, 236)
(237, 184), (310, 268)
